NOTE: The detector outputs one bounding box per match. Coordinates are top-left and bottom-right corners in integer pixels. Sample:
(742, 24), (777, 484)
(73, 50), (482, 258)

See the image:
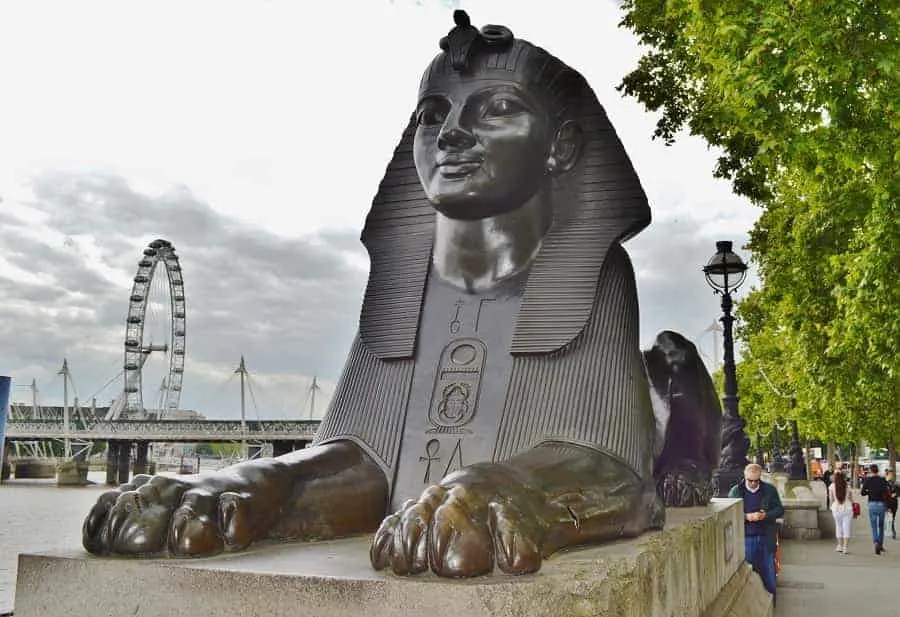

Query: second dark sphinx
(82, 11), (722, 578)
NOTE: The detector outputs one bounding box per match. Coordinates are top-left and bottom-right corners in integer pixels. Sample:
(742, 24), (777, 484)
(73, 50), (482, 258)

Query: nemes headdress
(359, 11), (651, 358)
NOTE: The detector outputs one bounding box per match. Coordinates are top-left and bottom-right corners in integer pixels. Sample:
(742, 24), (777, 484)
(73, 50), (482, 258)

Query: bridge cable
(244, 373), (263, 422)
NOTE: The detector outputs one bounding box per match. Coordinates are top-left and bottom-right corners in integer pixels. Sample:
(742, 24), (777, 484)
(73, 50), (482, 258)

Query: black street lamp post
(771, 422), (786, 473)
(703, 240), (750, 497)
(788, 419), (806, 480)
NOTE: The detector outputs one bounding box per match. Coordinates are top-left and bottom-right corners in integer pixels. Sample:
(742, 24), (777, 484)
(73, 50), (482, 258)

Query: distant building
(9, 403), (205, 422)
(9, 403), (108, 423)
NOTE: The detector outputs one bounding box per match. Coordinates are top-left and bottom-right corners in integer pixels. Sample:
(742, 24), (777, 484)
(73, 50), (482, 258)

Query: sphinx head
(413, 12), (586, 221)
(359, 12), (649, 358)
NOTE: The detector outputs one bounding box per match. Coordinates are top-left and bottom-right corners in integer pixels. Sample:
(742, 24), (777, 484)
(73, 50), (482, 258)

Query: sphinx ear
(546, 120), (584, 175)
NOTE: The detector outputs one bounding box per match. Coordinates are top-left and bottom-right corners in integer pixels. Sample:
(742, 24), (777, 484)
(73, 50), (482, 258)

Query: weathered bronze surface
(82, 11), (721, 578)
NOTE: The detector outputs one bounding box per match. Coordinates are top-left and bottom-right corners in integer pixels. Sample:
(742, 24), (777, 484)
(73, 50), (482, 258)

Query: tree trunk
(889, 438), (897, 476)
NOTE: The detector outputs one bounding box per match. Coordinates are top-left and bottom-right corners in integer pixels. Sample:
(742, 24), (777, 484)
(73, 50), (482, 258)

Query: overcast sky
(0, 0), (758, 420)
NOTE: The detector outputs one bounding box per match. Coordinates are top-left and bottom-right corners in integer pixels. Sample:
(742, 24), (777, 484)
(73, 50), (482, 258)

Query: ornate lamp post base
(713, 467), (744, 497)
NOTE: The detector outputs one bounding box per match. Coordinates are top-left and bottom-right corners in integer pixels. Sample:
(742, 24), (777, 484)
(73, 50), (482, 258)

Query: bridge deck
(5, 419), (320, 442)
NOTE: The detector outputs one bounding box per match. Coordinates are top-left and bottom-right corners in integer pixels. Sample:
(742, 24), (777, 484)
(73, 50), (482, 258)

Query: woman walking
(861, 463), (891, 554)
(829, 470), (854, 553)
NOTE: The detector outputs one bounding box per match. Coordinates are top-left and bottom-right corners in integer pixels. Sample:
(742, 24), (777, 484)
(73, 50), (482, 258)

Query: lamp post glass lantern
(703, 240), (750, 497)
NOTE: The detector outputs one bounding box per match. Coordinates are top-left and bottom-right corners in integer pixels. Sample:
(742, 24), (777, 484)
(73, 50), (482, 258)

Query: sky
(0, 0), (759, 420)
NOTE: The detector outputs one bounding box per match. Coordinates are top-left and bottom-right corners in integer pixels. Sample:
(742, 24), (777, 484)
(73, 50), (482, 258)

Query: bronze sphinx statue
(83, 12), (721, 578)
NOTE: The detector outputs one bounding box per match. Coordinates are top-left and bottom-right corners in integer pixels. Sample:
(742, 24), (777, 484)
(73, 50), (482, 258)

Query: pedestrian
(729, 463), (784, 603)
(860, 463), (891, 554)
(885, 469), (899, 540)
(828, 469), (854, 553)
(822, 464), (834, 508)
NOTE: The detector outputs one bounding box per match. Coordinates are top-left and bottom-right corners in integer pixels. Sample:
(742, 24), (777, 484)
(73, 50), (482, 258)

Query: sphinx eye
(484, 97), (526, 118)
(416, 100), (449, 127)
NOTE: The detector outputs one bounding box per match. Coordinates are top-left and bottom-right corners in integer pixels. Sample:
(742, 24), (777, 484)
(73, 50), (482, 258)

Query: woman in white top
(829, 470), (855, 553)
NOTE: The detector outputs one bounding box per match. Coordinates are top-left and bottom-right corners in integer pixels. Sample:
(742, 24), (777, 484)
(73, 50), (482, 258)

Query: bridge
(4, 416), (322, 486)
(6, 418), (320, 443)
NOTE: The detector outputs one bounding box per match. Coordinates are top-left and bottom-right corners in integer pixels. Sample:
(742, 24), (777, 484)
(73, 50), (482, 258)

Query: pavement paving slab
(775, 503), (899, 616)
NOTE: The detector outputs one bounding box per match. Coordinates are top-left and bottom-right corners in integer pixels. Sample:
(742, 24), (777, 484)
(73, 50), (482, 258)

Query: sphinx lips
(438, 160), (482, 178)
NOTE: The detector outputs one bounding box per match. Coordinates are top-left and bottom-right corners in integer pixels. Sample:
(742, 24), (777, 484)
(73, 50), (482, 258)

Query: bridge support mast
(59, 359), (71, 460)
(235, 356), (248, 460)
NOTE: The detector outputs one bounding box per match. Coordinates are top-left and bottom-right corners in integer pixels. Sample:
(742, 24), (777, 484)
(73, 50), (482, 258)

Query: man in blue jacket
(728, 463), (784, 602)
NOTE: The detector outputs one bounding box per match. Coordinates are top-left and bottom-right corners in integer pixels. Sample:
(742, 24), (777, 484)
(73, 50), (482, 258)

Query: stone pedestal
(132, 442), (150, 475)
(116, 440), (131, 484)
(769, 472), (789, 498)
(12, 458), (56, 479)
(13, 500), (770, 617)
(818, 508), (836, 539)
(105, 441), (119, 486)
(779, 499), (822, 540)
(56, 460), (89, 486)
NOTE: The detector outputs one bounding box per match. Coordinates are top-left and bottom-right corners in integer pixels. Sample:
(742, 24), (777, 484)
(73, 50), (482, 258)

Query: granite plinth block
(780, 499), (822, 540)
(15, 500), (763, 617)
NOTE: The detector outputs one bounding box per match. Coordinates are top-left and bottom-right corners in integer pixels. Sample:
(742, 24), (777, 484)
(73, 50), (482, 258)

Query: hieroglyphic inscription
(447, 297), (498, 334)
(442, 439), (464, 477)
(419, 439), (441, 484)
(448, 299), (464, 334)
(474, 298), (496, 332)
(427, 338), (486, 433)
(418, 438), (466, 485)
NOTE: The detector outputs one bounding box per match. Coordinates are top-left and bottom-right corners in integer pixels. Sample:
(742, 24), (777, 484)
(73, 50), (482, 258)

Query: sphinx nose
(437, 109), (475, 151)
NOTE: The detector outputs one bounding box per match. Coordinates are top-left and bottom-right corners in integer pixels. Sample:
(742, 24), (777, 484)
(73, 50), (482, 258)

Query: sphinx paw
(656, 463), (714, 507)
(371, 482), (543, 577)
(82, 475), (257, 557)
(83, 475), (187, 555)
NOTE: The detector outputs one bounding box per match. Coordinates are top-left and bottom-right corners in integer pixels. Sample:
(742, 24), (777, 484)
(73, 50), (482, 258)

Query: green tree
(619, 0), (900, 446)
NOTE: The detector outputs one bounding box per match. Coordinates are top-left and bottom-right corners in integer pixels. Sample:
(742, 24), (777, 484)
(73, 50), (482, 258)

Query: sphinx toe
(396, 502), (433, 575)
(168, 492), (225, 556)
(369, 514), (399, 571)
(82, 490), (120, 554)
(489, 502), (541, 575)
(218, 491), (254, 550)
(430, 504), (493, 578)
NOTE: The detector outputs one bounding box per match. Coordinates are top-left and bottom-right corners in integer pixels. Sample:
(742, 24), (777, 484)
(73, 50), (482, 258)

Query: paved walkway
(776, 502), (899, 616)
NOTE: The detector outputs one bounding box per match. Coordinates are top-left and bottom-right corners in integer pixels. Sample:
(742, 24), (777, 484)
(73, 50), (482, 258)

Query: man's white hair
(743, 463), (763, 479)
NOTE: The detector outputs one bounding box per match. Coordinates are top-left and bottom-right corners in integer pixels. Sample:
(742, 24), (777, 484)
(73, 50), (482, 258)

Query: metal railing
(5, 418), (320, 443)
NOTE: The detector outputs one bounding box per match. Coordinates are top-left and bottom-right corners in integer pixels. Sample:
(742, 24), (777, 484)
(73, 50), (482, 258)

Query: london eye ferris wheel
(114, 238), (186, 420)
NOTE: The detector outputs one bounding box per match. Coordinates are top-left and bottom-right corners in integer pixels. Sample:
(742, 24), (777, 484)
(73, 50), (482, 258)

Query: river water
(0, 473), (113, 613)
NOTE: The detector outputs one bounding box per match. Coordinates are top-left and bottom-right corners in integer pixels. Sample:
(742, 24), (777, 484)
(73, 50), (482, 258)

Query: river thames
(1, 473), (123, 613)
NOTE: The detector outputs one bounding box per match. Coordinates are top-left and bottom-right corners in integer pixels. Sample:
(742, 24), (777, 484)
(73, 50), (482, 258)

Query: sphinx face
(413, 75), (553, 220)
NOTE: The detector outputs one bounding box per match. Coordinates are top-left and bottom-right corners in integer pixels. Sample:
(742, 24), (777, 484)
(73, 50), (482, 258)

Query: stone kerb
(15, 500), (752, 617)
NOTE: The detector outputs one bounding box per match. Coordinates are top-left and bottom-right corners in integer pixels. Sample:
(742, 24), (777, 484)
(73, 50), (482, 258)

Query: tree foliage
(619, 0), (900, 445)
